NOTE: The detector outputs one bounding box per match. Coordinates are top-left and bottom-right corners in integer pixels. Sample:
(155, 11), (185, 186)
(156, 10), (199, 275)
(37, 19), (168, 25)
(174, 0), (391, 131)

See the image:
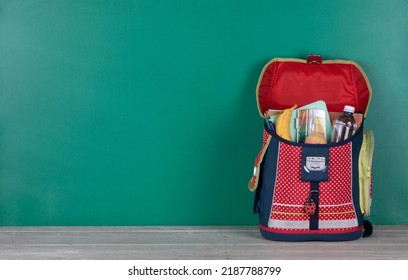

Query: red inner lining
(258, 60), (371, 116)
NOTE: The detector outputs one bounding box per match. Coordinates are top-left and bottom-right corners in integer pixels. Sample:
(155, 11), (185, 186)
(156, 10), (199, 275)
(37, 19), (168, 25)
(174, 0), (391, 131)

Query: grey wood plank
(0, 226), (407, 260)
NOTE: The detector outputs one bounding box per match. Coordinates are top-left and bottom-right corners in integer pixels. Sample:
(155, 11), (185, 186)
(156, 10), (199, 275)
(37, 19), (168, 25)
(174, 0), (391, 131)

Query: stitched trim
(248, 129), (271, 192)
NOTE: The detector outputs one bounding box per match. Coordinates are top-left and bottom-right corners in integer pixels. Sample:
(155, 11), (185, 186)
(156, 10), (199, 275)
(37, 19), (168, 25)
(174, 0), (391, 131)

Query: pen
(265, 116), (275, 133)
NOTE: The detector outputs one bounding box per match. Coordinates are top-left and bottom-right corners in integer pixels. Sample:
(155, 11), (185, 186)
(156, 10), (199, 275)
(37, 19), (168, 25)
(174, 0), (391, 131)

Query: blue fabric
(257, 131), (280, 227)
(351, 124), (364, 227)
(301, 146), (329, 182)
(309, 182), (320, 230)
(260, 228), (363, 242)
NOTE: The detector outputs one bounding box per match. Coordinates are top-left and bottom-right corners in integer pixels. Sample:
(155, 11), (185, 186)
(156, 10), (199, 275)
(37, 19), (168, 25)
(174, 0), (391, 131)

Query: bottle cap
(344, 105), (355, 113)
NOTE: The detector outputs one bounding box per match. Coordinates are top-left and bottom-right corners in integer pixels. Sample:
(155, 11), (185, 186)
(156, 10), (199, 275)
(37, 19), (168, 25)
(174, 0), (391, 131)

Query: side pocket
(258, 136), (280, 227)
(252, 161), (264, 214)
(359, 130), (374, 216)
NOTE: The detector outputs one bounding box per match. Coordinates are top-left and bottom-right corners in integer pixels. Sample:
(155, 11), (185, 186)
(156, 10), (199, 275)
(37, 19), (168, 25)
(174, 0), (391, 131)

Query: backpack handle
(307, 54), (322, 64)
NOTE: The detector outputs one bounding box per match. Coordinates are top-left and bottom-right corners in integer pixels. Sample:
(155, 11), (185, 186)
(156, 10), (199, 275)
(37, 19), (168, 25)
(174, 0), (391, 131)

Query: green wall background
(0, 0), (407, 226)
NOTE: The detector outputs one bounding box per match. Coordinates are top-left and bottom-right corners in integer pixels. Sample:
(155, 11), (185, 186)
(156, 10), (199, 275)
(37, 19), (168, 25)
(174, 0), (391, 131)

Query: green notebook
(290, 100), (332, 143)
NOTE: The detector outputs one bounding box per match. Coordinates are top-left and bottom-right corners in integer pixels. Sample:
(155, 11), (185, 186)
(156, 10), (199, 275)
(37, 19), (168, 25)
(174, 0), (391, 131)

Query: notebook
(290, 100), (332, 143)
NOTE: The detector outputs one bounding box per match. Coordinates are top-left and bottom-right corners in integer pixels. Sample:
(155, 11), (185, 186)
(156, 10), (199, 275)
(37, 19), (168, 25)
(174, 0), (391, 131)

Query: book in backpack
(249, 55), (374, 241)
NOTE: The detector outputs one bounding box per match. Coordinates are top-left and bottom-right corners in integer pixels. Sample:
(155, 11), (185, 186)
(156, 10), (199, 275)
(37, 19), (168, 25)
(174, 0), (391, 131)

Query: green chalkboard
(0, 0), (407, 225)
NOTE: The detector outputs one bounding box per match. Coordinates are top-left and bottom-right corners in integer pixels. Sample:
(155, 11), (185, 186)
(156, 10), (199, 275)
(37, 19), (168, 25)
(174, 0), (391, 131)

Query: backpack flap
(256, 55), (372, 117)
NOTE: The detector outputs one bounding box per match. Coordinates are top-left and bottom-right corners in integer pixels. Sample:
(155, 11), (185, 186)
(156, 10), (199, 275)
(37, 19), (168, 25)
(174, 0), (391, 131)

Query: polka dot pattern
(268, 141), (359, 232)
(271, 142), (310, 222)
(274, 143), (310, 203)
(320, 143), (356, 221)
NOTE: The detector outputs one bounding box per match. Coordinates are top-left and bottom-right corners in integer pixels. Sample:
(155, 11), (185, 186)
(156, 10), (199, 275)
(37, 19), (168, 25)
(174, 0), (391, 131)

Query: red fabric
(257, 60), (371, 116)
(268, 142), (358, 231)
(271, 143), (310, 222)
(259, 224), (363, 235)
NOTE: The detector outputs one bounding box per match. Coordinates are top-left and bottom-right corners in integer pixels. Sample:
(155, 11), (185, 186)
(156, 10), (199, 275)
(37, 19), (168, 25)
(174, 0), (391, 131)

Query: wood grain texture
(0, 226), (407, 260)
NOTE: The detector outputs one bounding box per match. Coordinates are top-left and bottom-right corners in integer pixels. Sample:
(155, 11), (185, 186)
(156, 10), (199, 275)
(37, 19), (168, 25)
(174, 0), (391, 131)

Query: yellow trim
(256, 57), (373, 118)
(248, 134), (272, 192)
(320, 210), (355, 215)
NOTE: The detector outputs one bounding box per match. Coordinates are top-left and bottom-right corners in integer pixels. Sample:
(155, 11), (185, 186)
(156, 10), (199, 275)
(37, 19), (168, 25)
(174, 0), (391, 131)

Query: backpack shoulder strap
(248, 128), (271, 192)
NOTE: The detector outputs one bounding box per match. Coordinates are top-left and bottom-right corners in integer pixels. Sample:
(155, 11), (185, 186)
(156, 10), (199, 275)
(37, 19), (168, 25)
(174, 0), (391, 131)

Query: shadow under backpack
(249, 55), (374, 241)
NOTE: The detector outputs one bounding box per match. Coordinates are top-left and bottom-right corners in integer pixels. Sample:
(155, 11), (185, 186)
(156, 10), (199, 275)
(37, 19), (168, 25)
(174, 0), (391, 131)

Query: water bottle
(331, 105), (357, 143)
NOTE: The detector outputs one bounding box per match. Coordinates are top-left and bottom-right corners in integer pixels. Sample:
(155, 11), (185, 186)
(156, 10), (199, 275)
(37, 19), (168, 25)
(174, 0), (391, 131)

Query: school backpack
(249, 55), (374, 241)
